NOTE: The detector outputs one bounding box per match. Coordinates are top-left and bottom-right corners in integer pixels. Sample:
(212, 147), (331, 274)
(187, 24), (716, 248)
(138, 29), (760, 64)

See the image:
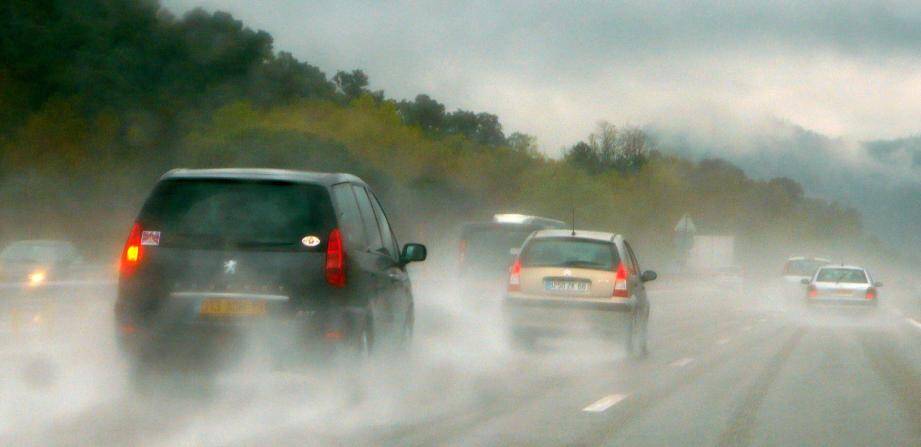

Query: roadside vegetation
(0, 0), (867, 268)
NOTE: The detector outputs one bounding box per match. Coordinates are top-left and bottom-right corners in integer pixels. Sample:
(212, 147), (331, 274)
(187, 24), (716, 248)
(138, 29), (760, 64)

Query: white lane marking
(670, 357), (695, 367)
(742, 325), (753, 332)
(716, 337), (732, 345)
(907, 318), (921, 331)
(583, 394), (628, 412)
(758, 318), (767, 323)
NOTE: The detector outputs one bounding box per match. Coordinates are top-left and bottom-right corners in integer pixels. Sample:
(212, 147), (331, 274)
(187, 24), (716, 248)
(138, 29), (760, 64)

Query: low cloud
(161, 0), (921, 249)
(163, 0), (921, 150)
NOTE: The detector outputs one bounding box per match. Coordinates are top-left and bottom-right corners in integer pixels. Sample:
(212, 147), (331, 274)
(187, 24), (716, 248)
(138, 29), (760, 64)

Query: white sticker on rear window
(141, 231), (161, 246)
(302, 235), (321, 247)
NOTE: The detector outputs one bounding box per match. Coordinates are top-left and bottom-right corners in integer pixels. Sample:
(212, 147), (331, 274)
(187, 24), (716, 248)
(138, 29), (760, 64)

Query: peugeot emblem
(563, 269), (572, 277)
(224, 260), (237, 275)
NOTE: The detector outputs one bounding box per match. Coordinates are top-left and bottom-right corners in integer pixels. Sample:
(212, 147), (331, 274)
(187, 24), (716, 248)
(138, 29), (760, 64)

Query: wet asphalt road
(1, 277), (919, 446)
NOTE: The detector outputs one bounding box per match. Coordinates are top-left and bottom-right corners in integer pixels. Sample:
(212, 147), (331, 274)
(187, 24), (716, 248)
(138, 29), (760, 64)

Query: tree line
(0, 0), (867, 268)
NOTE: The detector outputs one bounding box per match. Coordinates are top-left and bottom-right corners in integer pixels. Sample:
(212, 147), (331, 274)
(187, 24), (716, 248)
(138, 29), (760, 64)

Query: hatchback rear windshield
(815, 268), (868, 284)
(139, 179), (335, 249)
(521, 238), (619, 271)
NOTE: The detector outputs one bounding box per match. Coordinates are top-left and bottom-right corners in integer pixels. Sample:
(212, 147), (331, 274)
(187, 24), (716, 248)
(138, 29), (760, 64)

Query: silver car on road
(803, 265), (881, 306)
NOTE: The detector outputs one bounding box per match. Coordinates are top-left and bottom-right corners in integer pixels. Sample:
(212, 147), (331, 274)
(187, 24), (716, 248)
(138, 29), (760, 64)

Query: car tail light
(120, 222), (143, 275)
(613, 261), (629, 298)
(325, 228), (346, 287)
(324, 330), (344, 340)
(865, 288), (877, 300)
(807, 285), (818, 298)
(508, 258), (521, 292)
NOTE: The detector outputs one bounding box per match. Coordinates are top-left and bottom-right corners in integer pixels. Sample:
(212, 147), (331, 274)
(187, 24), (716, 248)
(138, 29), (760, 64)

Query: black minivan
(115, 169), (426, 368)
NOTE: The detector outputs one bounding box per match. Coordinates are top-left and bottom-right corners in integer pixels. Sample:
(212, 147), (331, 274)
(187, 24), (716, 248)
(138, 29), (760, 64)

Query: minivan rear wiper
(234, 240), (298, 248)
(171, 232), (222, 241)
(163, 234), (299, 249)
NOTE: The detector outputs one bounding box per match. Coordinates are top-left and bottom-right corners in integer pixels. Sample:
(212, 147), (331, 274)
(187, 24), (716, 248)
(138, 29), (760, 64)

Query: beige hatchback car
(504, 230), (656, 355)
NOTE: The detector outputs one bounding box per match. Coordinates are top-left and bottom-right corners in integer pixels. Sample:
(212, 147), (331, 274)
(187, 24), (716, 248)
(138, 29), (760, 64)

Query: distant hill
(649, 121), (921, 256)
(865, 135), (921, 169)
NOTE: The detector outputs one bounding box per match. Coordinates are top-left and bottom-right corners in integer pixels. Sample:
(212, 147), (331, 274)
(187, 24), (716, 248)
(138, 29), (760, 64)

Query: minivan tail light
(613, 261), (629, 298)
(508, 258), (521, 292)
(120, 222), (143, 275)
(807, 285), (818, 298)
(865, 288), (876, 300)
(325, 228), (346, 288)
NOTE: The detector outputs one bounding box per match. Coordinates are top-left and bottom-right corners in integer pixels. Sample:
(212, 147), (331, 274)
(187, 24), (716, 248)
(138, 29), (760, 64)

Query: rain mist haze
(2, 1), (921, 446)
(161, 0), (921, 256)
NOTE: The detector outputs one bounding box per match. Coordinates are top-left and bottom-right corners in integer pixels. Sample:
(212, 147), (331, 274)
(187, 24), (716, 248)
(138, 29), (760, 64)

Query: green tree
(398, 94), (446, 131)
(565, 141), (600, 174)
(333, 69), (369, 101)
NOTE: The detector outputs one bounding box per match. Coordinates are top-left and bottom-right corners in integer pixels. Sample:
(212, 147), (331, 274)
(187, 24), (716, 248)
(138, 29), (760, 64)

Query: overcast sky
(162, 0), (921, 152)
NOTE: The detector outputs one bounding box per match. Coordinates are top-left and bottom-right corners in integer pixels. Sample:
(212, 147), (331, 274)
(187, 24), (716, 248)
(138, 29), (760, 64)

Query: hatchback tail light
(807, 285), (818, 298)
(120, 222), (143, 275)
(325, 228), (347, 287)
(508, 258), (521, 292)
(865, 288), (877, 300)
(613, 261), (629, 298)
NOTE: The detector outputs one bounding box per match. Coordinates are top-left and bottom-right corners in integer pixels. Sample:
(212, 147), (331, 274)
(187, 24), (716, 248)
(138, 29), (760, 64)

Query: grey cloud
(162, 1), (921, 146)
(161, 0), (921, 251)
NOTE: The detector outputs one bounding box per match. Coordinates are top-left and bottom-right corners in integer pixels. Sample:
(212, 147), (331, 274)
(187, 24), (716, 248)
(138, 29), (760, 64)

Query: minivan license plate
(200, 299), (267, 316)
(545, 279), (589, 292)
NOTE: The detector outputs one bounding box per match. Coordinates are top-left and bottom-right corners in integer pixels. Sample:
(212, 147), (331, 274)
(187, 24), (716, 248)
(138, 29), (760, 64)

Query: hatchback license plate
(200, 299), (267, 316)
(545, 279), (589, 292)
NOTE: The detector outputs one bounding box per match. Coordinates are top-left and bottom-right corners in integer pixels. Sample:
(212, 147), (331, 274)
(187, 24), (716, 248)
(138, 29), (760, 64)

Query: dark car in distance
(115, 169), (426, 371)
(458, 214), (568, 302)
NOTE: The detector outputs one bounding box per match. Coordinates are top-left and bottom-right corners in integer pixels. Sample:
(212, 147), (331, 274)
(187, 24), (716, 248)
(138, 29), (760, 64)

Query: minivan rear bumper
(115, 303), (366, 361)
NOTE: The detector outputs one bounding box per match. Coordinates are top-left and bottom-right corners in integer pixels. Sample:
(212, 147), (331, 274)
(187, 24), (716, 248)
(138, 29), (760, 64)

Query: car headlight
(28, 270), (46, 286)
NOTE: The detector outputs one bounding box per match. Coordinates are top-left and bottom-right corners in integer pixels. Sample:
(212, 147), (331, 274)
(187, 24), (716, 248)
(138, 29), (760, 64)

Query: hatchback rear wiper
(561, 260), (605, 268)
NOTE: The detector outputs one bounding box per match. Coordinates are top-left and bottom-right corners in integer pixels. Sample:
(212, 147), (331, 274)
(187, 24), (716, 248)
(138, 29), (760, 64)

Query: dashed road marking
(670, 357), (695, 367)
(742, 325), (753, 332)
(716, 337), (732, 345)
(907, 318), (921, 331)
(583, 394), (628, 412)
(758, 318), (767, 323)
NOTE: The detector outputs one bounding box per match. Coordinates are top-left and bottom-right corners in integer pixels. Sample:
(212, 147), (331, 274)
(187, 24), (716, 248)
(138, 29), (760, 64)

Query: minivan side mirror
(640, 270), (657, 282)
(401, 243), (427, 264)
(509, 247), (520, 257)
(801, 278), (811, 285)
(874, 281), (883, 288)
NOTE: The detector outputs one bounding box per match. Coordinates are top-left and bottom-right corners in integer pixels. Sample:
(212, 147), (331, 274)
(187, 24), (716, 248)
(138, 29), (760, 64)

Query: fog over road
(2, 277), (920, 446)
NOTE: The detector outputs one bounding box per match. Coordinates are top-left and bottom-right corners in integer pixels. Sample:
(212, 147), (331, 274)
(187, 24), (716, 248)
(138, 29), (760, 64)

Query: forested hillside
(0, 0), (866, 267)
